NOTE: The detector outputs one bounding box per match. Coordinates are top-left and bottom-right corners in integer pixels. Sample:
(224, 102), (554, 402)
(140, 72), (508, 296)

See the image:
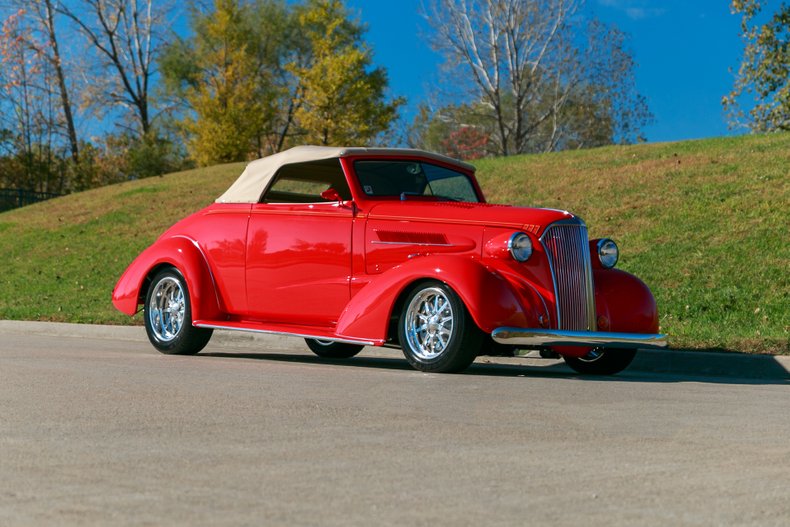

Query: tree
(724, 1), (789, 131)
(18, 0), (81, 164)
(424, 0), (580, 155)
(160, 0), (277, 165)
(0, 8), (65, 192)
(161, 0), (304, 159)
(161, 0), (403, 162)
(290, 0), (403, 146)
(422, 0), (651, 156)
(539, 18), (651, 150)
(57, 0), (166, 135)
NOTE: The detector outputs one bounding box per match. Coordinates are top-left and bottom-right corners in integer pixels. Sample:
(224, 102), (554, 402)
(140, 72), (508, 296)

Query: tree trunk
(42, 0), (79, 164)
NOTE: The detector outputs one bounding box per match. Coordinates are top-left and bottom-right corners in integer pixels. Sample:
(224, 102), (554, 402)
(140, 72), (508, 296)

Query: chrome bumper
(491, 327), (668, 350)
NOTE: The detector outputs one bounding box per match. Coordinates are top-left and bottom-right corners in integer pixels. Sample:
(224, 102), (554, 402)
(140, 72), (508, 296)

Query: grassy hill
(1, 133), (787, 353)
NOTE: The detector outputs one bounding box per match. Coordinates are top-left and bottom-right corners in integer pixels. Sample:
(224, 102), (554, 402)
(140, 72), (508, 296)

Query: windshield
(353, 160), (480, 202)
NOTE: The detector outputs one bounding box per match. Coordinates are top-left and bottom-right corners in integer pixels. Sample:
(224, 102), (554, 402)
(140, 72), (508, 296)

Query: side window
(262, 159), (351, 203)
(422, 164), (479, 202)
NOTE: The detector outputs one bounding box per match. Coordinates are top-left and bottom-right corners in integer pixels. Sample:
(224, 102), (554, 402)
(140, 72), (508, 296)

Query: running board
(193, 320), (379, 347)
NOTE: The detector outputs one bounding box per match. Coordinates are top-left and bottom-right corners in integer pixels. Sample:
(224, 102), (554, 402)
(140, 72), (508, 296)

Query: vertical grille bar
(540, 220), (596, 331)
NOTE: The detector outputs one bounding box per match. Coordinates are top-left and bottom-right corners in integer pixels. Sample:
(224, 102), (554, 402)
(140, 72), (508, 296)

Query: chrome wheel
(404, 287), (455, 361)
(304, 338), (364, 359)
(578, 348), (605, 362)
(564, 348), (636, 375)
(148, 276), (186, 342)
(143, 268), (212, 355)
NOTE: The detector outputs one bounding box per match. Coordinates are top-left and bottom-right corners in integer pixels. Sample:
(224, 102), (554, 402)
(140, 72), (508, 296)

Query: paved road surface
(2, 325), (789, 526)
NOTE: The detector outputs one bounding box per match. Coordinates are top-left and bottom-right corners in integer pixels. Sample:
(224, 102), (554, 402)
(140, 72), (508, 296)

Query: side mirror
(320, 188), (342, 202)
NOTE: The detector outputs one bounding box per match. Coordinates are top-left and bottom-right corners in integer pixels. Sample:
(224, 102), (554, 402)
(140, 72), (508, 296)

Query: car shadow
(198, 349), (789, 386)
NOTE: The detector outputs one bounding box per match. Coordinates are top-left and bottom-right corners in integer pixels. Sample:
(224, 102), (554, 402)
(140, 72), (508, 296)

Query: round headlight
(597, 238), (619, 269)
(508, 232), (533, 262)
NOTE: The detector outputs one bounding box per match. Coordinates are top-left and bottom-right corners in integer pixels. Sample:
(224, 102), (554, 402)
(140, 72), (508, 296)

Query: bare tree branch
(56, 0), (168, 135)
(424, 0), (579, 155)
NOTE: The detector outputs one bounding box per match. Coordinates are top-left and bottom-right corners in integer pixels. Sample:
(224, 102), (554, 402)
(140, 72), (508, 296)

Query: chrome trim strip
(580, 227), (596, 331)
(370, 241), (454, 247)
(539, 217), (596, 331)
(540, 228), (562, 328)
(491, 327), (668, 350)
(194, 323), (377, 346)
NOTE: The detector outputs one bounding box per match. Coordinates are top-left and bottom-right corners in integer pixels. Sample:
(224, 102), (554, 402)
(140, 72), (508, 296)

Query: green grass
(0, 134), (787, 353)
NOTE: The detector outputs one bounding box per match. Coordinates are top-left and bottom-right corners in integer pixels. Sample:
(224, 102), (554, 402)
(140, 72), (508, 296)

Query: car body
(112, 145), (666, 374)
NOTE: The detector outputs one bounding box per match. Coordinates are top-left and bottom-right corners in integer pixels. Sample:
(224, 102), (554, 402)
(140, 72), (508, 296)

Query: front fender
(336, 255), (534, 342)
(111, 235), (222, 321)
(593, 268), (659, 334)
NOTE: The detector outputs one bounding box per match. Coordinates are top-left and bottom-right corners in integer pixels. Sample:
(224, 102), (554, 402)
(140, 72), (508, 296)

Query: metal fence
(0, 188), (63, 213)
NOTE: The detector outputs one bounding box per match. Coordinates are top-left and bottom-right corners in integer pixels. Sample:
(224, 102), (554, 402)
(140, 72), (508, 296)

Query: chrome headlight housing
(597, 238), (619, 269)
(508, 232), (533, 262)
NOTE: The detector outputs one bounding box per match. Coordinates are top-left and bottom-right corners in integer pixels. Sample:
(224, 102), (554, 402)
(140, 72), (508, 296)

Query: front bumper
(491, 327), (668, 350)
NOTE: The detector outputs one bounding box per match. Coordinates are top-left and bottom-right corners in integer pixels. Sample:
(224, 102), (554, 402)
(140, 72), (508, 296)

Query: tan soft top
(216, 145), (475, 204)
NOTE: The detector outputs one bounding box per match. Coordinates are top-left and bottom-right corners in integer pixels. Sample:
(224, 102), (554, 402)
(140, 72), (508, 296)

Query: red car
(112, 146), (666, 374)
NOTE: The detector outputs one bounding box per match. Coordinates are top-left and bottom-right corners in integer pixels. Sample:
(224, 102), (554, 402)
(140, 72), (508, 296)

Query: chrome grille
(540, 219), (596, 331)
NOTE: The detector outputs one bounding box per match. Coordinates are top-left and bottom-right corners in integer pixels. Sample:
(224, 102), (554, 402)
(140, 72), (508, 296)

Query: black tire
(563, 348), (636, 375)
(398, 281), (482, 373)
(144, 268), (213, 355)
(305, 339), (363, 359)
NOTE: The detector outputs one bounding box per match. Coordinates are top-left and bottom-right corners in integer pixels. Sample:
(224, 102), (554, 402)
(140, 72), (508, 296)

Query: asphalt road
(2, 324), (789, 526)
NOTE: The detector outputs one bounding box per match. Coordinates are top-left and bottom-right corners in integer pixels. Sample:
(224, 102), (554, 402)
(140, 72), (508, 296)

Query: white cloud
(597, 0), (667, 20)
(625, 6), (667, 20)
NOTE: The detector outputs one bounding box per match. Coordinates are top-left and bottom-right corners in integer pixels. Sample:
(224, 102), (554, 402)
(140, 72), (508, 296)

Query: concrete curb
(7, 320), (789, 381)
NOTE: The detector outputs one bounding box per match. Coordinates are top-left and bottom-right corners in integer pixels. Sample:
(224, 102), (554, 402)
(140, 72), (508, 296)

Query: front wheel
(398, 281), (482, 373)
(563, 348), (636, 375)
(144, 268), (213, 355)
(305, 339), (363, 359)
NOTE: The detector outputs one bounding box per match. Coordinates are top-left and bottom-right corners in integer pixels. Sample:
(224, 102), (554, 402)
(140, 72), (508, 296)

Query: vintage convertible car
(113, 146), (666, 374)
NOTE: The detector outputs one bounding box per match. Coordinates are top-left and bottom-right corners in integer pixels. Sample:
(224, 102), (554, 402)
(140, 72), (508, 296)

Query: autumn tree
(161, 0), (303, 163)
(162, 0), (403, 162)
(724, 0), (789, 131)
(160, 0), (284, 165)
(0, 9), (66, 192)
(291, 0), (403, 146)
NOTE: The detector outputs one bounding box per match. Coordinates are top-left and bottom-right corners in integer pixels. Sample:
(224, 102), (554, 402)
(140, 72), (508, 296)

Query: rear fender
(336, 255), (531, 342)
(111, 235), (222, 321)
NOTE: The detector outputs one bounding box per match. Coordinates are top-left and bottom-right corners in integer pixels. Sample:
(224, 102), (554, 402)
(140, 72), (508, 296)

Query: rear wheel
(305, 339), (363, 359)
(563, 348), (636, 375)
(398, 281), (482, 373)
(144, 268), (213, 355)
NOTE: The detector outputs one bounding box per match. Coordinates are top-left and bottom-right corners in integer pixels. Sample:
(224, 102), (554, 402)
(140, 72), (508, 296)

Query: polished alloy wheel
(148, 276), (186, 342)
(404, 287), (455, 360)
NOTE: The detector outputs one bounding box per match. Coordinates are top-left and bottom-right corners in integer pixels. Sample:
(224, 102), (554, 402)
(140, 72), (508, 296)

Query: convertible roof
(216, 145), (476, 204)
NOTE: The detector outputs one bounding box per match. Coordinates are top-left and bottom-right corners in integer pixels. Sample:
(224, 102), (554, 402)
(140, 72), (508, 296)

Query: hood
(366, 201), (574, 236)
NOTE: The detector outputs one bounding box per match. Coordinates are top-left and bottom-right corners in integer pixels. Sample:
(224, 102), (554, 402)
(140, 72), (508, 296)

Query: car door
(245, 159), (354, 326)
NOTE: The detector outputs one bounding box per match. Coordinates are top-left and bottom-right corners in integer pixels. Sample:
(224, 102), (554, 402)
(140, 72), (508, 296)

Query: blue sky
(344, 0), (750, 143)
